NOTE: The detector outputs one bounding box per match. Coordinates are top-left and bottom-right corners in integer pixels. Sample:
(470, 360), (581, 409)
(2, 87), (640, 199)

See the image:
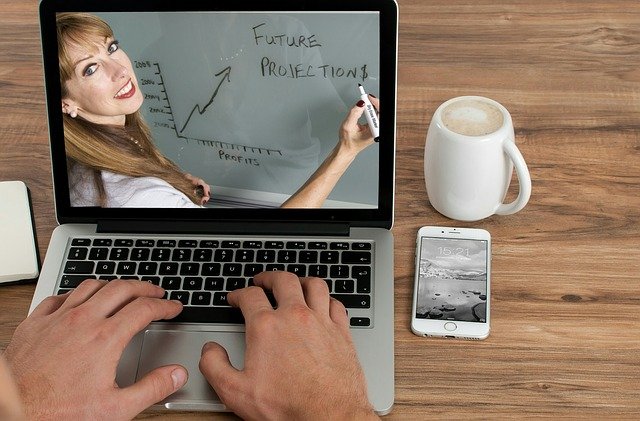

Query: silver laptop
(33, 0), (397, 414)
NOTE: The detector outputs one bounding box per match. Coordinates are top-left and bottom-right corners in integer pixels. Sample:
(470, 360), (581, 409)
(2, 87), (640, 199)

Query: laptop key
(213, 292), (230, 306)
(178, 240), (198, 248)
(204, 277), (224, 290)
(236, 249), (255, 262)
(138, 262), (158, 275)
(191, 291), (212, 306)
(141, 276), (161, 286)
(135, 239), (155, 247)
(116, 262), (136, 275)
(331, 294), (370, 308)
(353, 266), (372, 293)
(93, 239), (112, 246)
(60, 275), (90, 288)
(172, 249), (192, 261)
(221, 241), (240, 248)
(256, 250), (276, 263)
(131, 248), (150, 261)
(193, 249), (213, 261)
(287, 264), (306, 277)
(350, 317), (371, 327)
(286, 241), (306, 249)
(67, 247), (88, 260)
(334, 279), (355, 293)
(95, 261), (116, 274)
(330, 242), (349, 250)
(89, 248), (108, 260)
(264, 241), (284, 249)
(277, 250), (296, 263)
(162, 277), (182, 290)
(151, 248), (171, 261)
(329, 265), (349, 278)
(109, 248), (130, 261)
(342, 251), (372, 264)
(308, 265), (328, 278)
(226, 277), (246, 291)
(244, 264), (264, 277)
(222, 263), (242, 276)
(64, 261), (94, 274)
(169, 291), (190, 305)
(214, 249), (234, 262)
(180, 263), (200, 276)
(352, 242), (372, 250)
(183, 277), (203, 290)
(159, 262), (179, 275)
(114, 239), (134, 247)
(199, 240), (219, 248)
(202, 263), (221, 276)
(299, 251), (318, 263)
(170, 306), (244, 324)
(71, 238), (91, 246)
(320, 251), (339, 264)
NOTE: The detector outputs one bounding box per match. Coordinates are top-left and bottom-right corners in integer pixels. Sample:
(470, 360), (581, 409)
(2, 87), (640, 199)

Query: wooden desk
(1, 0), (638, 418)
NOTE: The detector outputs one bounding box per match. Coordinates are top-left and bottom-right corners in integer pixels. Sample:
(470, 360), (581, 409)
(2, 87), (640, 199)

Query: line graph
(147, 62), (282, 156)
(178, 66), (231, 134)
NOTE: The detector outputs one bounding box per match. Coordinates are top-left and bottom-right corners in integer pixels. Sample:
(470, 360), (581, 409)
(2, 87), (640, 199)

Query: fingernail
(171, 368), (188, 389)
(369, 94), (376, 98)
(356, 100), (365, 107)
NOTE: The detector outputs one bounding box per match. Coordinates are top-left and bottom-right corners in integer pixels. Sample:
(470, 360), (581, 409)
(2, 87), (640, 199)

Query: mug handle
(495, 140), (532, 215)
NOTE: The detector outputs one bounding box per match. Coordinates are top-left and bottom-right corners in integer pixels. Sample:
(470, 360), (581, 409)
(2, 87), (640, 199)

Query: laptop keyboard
(58, 237), (374, 328)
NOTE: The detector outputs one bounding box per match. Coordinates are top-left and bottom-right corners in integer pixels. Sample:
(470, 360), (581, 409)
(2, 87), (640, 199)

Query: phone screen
(415, 237), (488, 323)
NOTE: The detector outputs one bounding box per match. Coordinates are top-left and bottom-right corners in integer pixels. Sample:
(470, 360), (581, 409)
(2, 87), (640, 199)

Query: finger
(59, 278), (107, 310)
(199, 342), (245, 408)
(369, 95), (380, 112)
(329, 298), (351, 338)
(343, 102), (366, 129)
(226, 286), (273, 322)
(85, 279), (166, 317)
(118, 364), (188, 419)
(252, 271), (305, 307)
(30, 294), (69, 317)
(108, 297), (183, 346)
(300, 277), (331, 314)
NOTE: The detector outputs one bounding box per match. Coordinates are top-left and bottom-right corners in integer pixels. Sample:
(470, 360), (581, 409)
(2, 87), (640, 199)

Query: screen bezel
(39, 0), (397, 228)
(411, 227), (491, 339)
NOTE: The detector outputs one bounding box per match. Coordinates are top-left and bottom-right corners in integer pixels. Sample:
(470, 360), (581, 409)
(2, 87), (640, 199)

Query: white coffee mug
(424, 96), (531, 221)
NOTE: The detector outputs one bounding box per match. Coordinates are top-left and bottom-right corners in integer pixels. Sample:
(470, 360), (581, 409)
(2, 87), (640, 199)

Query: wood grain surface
(1, 0), (639, 418)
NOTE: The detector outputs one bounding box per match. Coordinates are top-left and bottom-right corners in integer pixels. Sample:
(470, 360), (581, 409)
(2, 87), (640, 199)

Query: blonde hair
(57, 13), (201, 206)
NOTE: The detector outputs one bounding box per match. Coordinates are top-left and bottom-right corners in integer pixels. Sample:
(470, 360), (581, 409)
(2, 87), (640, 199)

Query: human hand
(0, 356), (23, 420)
(3, 280), (187, 420)
(338, 95), (380, 157)
(199, 271), (378, 421)
(185, 173), (211, 205)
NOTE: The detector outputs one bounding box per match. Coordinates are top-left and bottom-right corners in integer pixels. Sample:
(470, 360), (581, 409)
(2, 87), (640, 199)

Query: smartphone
(411, 226), (491, 340)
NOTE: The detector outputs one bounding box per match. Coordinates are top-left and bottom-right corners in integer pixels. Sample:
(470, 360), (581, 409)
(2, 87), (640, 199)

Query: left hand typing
(3, 280), (187, 420)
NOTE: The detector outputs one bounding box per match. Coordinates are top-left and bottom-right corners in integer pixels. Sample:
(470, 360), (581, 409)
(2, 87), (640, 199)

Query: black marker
(358, 84), (380, 142)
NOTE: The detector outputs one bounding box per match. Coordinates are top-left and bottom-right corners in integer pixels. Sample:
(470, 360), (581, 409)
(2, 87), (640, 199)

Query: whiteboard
(98, 12), (380, 207)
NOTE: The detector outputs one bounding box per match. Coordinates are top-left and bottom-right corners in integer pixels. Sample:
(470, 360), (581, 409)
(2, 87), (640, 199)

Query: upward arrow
(179, 66), (232, 134)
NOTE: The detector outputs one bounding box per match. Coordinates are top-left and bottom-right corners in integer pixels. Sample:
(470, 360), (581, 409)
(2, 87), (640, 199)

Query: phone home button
(444, 322), (457, 331)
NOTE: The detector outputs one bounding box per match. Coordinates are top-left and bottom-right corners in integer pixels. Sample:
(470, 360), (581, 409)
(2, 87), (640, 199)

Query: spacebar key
(331, 294), (371, 309)
(168, 306), (245, 324)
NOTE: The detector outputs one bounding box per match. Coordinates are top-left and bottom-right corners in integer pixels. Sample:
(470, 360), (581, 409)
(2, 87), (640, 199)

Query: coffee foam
(441, 99), (504, 137)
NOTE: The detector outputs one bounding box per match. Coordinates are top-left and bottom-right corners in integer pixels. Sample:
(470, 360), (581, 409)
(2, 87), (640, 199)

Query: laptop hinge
(96, 220), (351, 237)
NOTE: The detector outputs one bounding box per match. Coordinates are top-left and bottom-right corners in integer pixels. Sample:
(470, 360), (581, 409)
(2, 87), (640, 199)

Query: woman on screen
(58, 13), (378, 208)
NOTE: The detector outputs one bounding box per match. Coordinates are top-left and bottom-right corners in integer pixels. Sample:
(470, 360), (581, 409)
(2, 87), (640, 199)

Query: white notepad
(0, 181), (39, 283)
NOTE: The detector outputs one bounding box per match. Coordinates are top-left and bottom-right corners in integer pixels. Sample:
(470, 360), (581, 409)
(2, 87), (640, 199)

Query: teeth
(115, 80), (132, 98)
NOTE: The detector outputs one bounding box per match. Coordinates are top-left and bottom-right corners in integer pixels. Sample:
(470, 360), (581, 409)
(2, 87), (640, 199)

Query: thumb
(118, 364), (188, 418)
(199, 342), (244, 408)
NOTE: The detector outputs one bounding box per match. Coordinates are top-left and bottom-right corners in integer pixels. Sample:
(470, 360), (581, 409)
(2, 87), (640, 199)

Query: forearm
(281, 143), (358, 208)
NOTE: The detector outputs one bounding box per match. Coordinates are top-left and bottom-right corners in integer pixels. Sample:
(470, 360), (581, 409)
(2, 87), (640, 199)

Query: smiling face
(58, 17), (143, 126)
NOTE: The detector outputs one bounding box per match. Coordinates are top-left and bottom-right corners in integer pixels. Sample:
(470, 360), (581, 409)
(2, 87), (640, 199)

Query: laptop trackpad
(136, 329), (245, 411)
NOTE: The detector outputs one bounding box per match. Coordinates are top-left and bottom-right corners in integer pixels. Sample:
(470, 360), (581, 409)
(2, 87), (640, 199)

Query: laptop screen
(41, 2), (397, 226)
